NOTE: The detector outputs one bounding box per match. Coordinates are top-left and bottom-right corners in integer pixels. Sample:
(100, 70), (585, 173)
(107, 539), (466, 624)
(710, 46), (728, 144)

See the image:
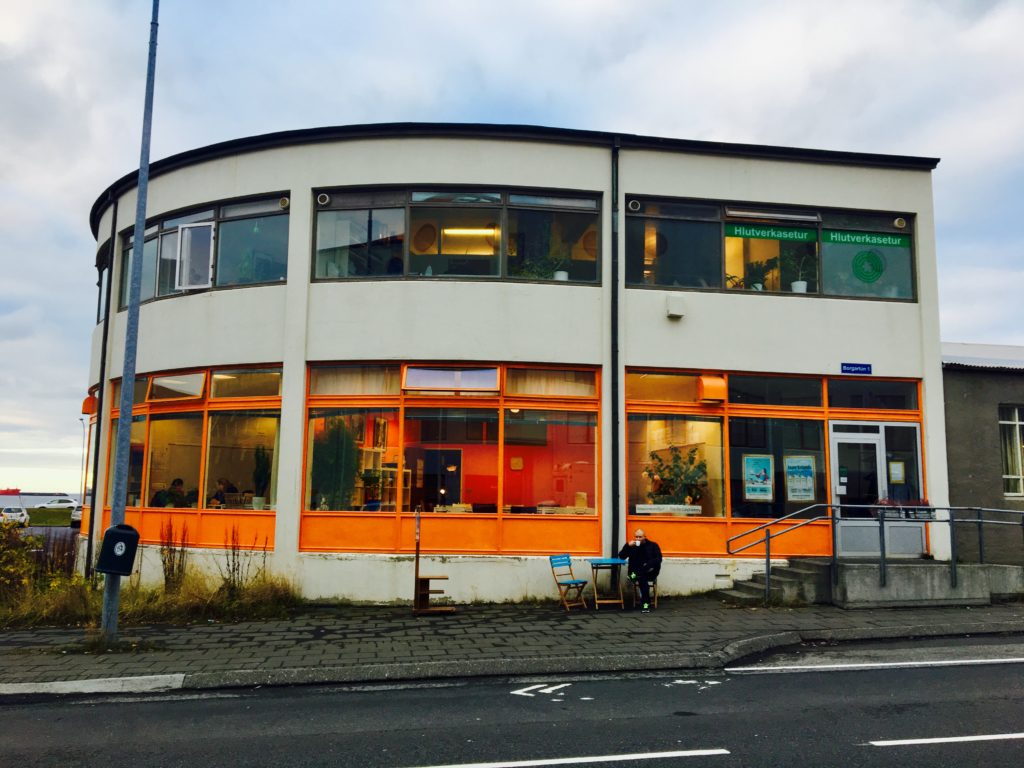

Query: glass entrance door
(832, 437), (886, 515)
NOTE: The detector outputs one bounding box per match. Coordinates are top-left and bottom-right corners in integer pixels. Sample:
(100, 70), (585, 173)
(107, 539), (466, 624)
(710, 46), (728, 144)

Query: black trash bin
(96, 524), (140, 576)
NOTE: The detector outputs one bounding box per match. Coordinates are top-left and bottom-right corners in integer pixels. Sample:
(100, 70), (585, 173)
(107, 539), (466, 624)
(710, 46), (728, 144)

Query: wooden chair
(631, 577), (658, 608)
(549, 554), (588, 612)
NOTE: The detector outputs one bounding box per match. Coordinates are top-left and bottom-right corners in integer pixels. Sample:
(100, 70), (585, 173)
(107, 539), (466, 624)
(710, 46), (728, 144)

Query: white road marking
(510, 684), (547, 697)
(726, 657), (1024, 674)
(870, 732), (1024, 747)
(0, 674), (185, 696)
(400, 748), (730, 767)
(539, 683), (572, 694)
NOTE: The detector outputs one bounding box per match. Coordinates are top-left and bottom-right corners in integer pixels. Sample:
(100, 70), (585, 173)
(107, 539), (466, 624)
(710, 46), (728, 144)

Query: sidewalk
(3, 596), (1024, 696)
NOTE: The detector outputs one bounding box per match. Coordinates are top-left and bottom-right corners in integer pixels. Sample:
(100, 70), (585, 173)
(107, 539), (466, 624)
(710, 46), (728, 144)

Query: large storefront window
(104, 367), (282, 548)
(119, 197), (288, 309)
(724, 225), (817, 293)
(302, 363), (601, 554)
(503, 410), (597, 515)
(627, 414), (724, 518)
(729, 417), (827, 518)
(313, 189), (600, 284)
(306, 408), (400, 511)
(821, 230), (913, 299)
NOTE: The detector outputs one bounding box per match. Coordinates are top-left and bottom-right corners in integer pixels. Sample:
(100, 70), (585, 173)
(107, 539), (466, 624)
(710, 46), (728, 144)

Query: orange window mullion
(139, 412), (152, 508)
(197, 410), (210, 510)
(496, 392), (505, 552)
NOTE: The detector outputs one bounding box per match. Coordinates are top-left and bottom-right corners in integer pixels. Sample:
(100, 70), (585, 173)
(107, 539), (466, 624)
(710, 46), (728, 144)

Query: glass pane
(834, 441), (880, 513)
(138, 237), (158, 302)
(163, 209), (214, 230)
(320, 190), (405, 208)
(725, 225), (817, 293)
(828, 380), (918, 410)
(149, 372), (206, 400)
(508, 209), (598, 282)
(405, 367), (499, 391)
(1001, 423), (1022, 479)
(508, 194), (597, 209)
(821, 230), (913, 299)
(157, 231), (181, 297)
(307, 408), (401, 512)
(624, 372), (699, 402)
(210, 370), (282, 398)
(221, 199), (282, 218)
(506, 368), (596, 397)
(216, 215), (288, 286)
(625, 217), (721, 288)
(178, 225), (213, 288)
(315, 209), (405, 279)
(408, 208), (500, 277)
(728, 375), (822, 406)
(884, 425), (923, 504)
(206, 410), (280, 509)
(146, 413), (202, 508)
(404, 409), (499, 512)
(729, 417), (826, 518)
(626, 414), (724, 517)
(110, 376), (150, 407)
(106, 416), (146, 507)
(309, 366), (401, 395)
(503, 410), (597, 515)
(1004, 477), (1022, 495)
(997, 405), (1017, 422)
(630, 201), (720, 220)
(411, 191), (501, 203)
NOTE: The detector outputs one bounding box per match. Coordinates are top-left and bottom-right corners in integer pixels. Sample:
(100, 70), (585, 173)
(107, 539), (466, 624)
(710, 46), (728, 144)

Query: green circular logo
(852, 249), (886, 283)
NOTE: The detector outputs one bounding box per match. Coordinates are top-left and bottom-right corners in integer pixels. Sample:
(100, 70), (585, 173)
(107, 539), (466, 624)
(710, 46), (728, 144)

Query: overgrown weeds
(0, 523), (301, 628)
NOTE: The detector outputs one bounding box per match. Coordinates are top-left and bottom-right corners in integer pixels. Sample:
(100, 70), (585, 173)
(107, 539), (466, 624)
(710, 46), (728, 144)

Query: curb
(4, 619), (1022, 697)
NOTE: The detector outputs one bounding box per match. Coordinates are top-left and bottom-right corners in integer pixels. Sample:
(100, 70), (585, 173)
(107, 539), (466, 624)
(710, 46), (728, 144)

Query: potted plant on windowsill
(252, 445), (271, 510)
(781, 248), (817, 293)
(744, 258), (778, 291)
(637, 445), (708, 516)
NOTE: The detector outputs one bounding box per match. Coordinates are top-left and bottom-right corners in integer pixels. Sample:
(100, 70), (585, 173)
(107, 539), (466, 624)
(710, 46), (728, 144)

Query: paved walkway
(2, 597), (1024, 695)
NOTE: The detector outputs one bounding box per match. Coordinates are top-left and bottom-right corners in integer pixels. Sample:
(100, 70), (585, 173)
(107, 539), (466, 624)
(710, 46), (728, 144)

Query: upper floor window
(999, 405), (1024, 496)
(625, 198), (915, 300)
(119, 196), (289, 309)
(314, 189), (600, 283)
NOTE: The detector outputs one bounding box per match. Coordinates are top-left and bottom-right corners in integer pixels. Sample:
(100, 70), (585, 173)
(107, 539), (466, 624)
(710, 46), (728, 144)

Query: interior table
(587, 557), (627, 609)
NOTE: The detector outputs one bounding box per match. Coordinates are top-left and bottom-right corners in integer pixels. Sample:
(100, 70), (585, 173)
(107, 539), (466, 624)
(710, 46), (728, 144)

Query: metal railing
(727, 504), (1024, 603)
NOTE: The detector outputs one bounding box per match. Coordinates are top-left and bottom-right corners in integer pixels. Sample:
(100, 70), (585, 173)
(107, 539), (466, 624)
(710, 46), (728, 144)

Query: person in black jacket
(618, 528), (662, 612)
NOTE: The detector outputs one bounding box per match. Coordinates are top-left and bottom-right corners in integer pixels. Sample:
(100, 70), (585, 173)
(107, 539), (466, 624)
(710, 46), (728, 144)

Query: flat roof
(90, 122), (941, 238)
(942, 342), (1024, 372)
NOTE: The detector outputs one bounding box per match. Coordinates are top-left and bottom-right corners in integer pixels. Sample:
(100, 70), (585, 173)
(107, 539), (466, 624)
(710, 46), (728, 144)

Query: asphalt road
(2, 637), (1022, 768)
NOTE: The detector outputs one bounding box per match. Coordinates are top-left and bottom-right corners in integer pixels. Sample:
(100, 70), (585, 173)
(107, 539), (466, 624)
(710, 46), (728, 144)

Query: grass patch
(27, 508), (72, 526)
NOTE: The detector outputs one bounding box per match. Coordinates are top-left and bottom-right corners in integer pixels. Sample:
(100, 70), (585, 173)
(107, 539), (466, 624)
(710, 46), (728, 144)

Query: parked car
(1, 506), (29, 527)
(38, 497), (76, 511)
(70, 505), (82, 528)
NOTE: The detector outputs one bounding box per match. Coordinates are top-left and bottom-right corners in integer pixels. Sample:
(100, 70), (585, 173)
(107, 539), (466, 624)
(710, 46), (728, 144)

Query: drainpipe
(85, 196), (117, 578)
(610, 137), (621, 557)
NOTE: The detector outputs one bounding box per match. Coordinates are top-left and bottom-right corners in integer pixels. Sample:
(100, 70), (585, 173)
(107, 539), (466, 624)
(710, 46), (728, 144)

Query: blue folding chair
(549, 554), (588, 612)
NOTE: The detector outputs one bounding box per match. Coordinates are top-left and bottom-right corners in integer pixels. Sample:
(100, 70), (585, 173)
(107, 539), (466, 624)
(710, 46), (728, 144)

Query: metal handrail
(727, 504), (1024, 603)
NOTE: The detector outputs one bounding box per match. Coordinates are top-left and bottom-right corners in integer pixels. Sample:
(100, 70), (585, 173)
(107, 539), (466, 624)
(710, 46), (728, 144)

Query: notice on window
(889, 460), (906, 485)
(743, 454), (774, 502)
(784, 456), (816, 502)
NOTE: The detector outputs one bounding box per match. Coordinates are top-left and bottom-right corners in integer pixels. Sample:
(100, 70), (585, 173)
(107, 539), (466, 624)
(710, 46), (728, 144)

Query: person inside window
(151, 478), (187, 508)
(208, 477), (239, 507)
(618, 528), (662, 613)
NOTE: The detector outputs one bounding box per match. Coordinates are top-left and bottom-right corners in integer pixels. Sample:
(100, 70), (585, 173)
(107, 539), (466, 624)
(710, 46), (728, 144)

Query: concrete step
(712, 588), (765, 606)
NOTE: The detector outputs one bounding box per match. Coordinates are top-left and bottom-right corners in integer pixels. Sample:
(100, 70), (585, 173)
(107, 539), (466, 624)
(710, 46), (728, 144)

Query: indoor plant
(744, 257), (778, 291)
(252, 445), (272, 510)
(781, 247), (817, 293)
(642, 445), (708, 508)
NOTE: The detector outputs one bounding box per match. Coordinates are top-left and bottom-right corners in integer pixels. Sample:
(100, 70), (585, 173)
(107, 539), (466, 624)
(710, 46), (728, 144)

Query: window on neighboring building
(1000, 405), (1024, 496)
(119, 196), (288, 309)
(313, 189), (600, 283)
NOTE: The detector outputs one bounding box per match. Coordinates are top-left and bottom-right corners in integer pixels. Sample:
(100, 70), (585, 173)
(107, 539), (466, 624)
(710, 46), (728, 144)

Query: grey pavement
(2, 596), (1024, 695)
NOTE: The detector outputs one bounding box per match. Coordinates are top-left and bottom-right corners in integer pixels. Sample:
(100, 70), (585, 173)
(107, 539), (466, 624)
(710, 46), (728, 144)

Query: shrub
(0, 522), (38, 604)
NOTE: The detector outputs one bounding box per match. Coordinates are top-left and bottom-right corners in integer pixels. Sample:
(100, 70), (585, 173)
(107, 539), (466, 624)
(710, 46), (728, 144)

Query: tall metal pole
(102, 0), (160, 642)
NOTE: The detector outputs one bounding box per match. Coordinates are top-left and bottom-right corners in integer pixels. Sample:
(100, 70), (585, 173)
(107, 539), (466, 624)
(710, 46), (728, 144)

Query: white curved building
(84, 124), (946, 601)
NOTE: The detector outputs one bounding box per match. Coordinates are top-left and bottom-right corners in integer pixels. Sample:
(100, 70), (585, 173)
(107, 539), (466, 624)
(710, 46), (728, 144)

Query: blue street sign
(841, 363), (872, 375)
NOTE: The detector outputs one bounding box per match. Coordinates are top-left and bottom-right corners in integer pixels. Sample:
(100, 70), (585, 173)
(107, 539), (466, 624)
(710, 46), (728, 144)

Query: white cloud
(1, 0), (1022, 489)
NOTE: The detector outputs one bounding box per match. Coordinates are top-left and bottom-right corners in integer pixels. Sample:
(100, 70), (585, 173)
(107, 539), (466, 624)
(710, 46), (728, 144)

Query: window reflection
(409, 208), (500, 277)
(315, 208), (405, 278)
(206, 411), (281, 509)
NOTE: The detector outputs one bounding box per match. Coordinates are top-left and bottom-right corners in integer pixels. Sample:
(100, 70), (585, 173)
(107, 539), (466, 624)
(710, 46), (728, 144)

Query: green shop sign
(725, 224), (816, 242)
(823, 230), (910, 248)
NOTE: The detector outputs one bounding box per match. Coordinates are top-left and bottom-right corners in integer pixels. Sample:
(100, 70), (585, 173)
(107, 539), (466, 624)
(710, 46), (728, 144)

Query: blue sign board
(841, 363), (872, 375)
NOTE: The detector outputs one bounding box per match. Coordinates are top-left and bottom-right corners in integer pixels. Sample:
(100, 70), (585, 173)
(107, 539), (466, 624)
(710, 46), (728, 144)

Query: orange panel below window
(627, 516), (832, 558)
(93, 507), (275, 550)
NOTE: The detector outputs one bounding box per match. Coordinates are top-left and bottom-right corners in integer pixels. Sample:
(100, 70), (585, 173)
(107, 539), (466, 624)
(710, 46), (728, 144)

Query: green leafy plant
(252, 445), (272, 498)
(780, 245), (817, 285)
(744, 257), (778, 288)
(643, 445), (708, 505)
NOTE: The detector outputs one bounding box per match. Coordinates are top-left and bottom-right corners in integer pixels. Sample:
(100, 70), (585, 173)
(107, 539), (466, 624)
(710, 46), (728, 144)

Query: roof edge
(90, 122), (941, 237)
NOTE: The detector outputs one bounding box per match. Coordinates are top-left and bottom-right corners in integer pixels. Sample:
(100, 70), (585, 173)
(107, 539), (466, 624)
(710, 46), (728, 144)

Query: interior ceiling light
(725, 208), (820, 222)
(442, 228), (495, 236)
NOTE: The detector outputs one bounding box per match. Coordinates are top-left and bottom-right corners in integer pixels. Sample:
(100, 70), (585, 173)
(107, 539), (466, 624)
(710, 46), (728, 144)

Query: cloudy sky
(1, 0), (1022, 492)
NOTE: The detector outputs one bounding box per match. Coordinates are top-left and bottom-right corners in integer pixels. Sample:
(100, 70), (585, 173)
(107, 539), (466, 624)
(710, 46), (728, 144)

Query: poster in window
(888, 460), (906, 484)
(784, 455), (816, 502)
(743, 454), (774, 502)
(374, 417), (388, 449)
